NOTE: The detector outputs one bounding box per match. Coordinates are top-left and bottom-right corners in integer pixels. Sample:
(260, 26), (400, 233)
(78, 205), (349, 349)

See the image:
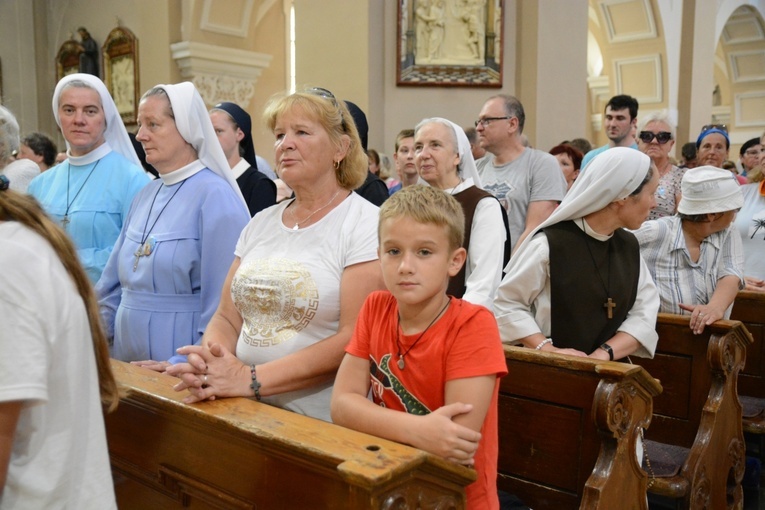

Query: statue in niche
(712, 84), (721, 106)
(77, 27), (99, 77)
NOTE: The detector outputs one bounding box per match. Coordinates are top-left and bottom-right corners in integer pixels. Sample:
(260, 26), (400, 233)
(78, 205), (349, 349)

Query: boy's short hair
(395, 129), (415, 152)
(379, 185), (465, 251)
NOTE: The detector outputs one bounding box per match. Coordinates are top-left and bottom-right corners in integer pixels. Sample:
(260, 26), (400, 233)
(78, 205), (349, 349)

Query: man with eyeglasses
(581, 95), (640, 170)
(474, 95), (566, 252)
(738, 137), (763, 178)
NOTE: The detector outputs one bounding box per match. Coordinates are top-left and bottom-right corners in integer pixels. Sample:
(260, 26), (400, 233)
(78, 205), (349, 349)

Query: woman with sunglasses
(166, 88), (383, 422)
(636, 111), (685, 220)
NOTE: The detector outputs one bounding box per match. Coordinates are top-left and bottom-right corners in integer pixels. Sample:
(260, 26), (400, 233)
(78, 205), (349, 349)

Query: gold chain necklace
(288, 189), (341, 230)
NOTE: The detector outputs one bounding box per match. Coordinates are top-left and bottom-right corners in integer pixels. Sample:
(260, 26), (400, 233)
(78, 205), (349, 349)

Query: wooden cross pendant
(604, 297), (616, 319)
(61, 215), (70, 229)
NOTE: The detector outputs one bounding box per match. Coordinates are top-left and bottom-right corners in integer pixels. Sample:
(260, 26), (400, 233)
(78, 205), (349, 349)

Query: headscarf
(511, 147), (652, 261)
(52, 73), (140, 166)
(154, 82), (246, 208)
(414, 117), (482, 189)
(695, 127), (730, 149)
(211, 102), (258, 169)
(344, 101), (369, 152)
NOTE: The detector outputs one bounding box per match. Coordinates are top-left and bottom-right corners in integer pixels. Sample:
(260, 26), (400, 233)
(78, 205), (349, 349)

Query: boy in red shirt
(331, 185), (507, 509)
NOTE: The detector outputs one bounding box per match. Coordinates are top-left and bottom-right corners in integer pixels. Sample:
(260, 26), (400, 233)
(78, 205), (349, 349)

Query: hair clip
(0, 175), (10, 191)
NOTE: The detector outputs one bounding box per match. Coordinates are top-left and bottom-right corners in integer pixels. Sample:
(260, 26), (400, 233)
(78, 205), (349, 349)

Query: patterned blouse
(648, 164), (685, 220)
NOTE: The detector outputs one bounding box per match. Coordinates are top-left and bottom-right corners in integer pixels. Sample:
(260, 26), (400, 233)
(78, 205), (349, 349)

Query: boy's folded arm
(331, 354), (480, 463)
(444, 375), (498, 433)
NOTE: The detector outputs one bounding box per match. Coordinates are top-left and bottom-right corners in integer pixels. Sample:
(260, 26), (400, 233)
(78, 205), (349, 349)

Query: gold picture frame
(102, 26), (139, 125)
(55, 39), (84, 82)
(397, 0), (503, 87)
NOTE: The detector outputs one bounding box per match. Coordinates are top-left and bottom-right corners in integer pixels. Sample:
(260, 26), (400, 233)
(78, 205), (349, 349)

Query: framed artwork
(102, 26), (140, 124)
(397, 0), (503, 87)
(56, 39), (84, 81)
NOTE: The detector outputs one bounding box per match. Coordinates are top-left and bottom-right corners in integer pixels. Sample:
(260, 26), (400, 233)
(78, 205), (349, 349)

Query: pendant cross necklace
(581, 219), (615, 320)
(133, 180), (186, 271)
(62, 160), (101, 229)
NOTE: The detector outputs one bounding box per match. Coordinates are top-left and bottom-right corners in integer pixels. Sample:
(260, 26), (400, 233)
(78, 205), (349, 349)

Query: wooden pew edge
(644, 316), (750, 506)
(503, 345), (663, 397)
(109, 360), (476, 490)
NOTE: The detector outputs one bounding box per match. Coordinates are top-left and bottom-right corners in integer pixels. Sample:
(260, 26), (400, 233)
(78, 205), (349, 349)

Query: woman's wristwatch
(599, 343), (614, 361)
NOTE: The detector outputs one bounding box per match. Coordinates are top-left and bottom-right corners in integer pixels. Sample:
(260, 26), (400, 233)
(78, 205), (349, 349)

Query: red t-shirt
(346, 291), (508, 510)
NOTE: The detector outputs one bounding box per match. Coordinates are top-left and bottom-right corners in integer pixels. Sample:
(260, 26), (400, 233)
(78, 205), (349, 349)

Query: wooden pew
(105, 360), (475, 510)
(498, 345), (662, 510)
(731, 291), (765, 451)
(631, 314), (753, 509)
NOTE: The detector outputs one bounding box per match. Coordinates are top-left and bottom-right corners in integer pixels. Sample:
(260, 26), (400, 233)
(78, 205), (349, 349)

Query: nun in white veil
(413, 117), (509, 310)
(494, 147), (661, 360)
(28, 73), (150, 283)
(96, 82), (250, 370)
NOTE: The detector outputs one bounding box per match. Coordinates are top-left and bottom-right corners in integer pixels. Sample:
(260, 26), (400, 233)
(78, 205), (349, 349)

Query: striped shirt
(634, 216), (744, 319)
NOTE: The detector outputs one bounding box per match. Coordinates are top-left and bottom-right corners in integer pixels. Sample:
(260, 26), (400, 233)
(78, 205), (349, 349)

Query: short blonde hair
(379, 185), (465, 251)
(263, 91), (367, 190)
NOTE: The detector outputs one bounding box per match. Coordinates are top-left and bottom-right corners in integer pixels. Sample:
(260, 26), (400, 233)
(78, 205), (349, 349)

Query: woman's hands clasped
(165, 343), (251, 404)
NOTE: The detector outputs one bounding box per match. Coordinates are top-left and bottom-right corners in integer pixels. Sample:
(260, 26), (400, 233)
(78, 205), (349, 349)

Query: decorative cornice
(170, 41), (272, 106)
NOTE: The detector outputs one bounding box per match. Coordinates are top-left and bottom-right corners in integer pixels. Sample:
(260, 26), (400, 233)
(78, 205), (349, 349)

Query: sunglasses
(638, 131), (673, 144)
(307, 87), (346, 130)
(701, 124), (728, 133)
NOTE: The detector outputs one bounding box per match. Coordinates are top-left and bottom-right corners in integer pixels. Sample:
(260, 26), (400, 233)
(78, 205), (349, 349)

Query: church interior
(1, 1), (765, 509)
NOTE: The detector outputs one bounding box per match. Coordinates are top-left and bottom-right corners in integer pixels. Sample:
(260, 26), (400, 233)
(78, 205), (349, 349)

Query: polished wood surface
(105, 360), (475, 510)
(731, 291), (765, 400)
(632, 314), (753, 509)
(498, 346), (662, 510)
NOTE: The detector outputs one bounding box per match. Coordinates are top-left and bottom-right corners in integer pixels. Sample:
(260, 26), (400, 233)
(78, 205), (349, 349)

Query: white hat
(677, 166), (743, 215)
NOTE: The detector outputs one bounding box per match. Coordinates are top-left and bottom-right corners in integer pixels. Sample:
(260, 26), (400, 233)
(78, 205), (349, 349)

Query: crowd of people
(1, 76), (764, 509)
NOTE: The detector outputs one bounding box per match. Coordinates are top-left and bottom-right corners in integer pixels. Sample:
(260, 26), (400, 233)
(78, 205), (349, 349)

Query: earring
(333, 160), (340, 170)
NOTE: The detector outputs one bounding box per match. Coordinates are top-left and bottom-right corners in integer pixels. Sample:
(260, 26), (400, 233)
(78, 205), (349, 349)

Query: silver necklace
(288, 189), (341, 230)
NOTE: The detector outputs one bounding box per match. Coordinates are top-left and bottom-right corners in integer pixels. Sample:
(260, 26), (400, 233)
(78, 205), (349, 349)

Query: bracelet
(535, 339), (553, 350)
(250, 364), (262, 401)
(599, 343), (614, 361)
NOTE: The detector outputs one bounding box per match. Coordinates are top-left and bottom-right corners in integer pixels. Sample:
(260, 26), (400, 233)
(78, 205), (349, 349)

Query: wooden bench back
(631, 314), (752, 508)
(498, 346), (661, 510)
(731, 290), (765, 399)
(105, 360), (475, 510)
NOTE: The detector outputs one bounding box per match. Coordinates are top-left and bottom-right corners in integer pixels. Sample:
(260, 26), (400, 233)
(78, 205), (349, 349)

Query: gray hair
(0, 105), (20, 166)
(140, 87), (174, 119)
(414, 117), (460, 174)
(637, 111), (676, 141)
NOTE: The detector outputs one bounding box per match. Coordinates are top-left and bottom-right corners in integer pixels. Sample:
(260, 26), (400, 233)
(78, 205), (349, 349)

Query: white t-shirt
(232, 193), (379, 421)
(0, 222), (116, 510)
(734, 183), (765, 280)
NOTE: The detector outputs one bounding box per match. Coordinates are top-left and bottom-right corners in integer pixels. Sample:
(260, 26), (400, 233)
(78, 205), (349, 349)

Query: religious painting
(56, 38), (84, 82)
(397, 0), (503, 87)
(102, 26), (140, 125)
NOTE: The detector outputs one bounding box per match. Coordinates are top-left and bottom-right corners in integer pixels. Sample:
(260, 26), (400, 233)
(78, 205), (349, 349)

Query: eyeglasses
(701, 124), (728, 133)
(638, 131), (673, 144)
(475, 116), (511, 127)
(307, 87), (346, 130)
